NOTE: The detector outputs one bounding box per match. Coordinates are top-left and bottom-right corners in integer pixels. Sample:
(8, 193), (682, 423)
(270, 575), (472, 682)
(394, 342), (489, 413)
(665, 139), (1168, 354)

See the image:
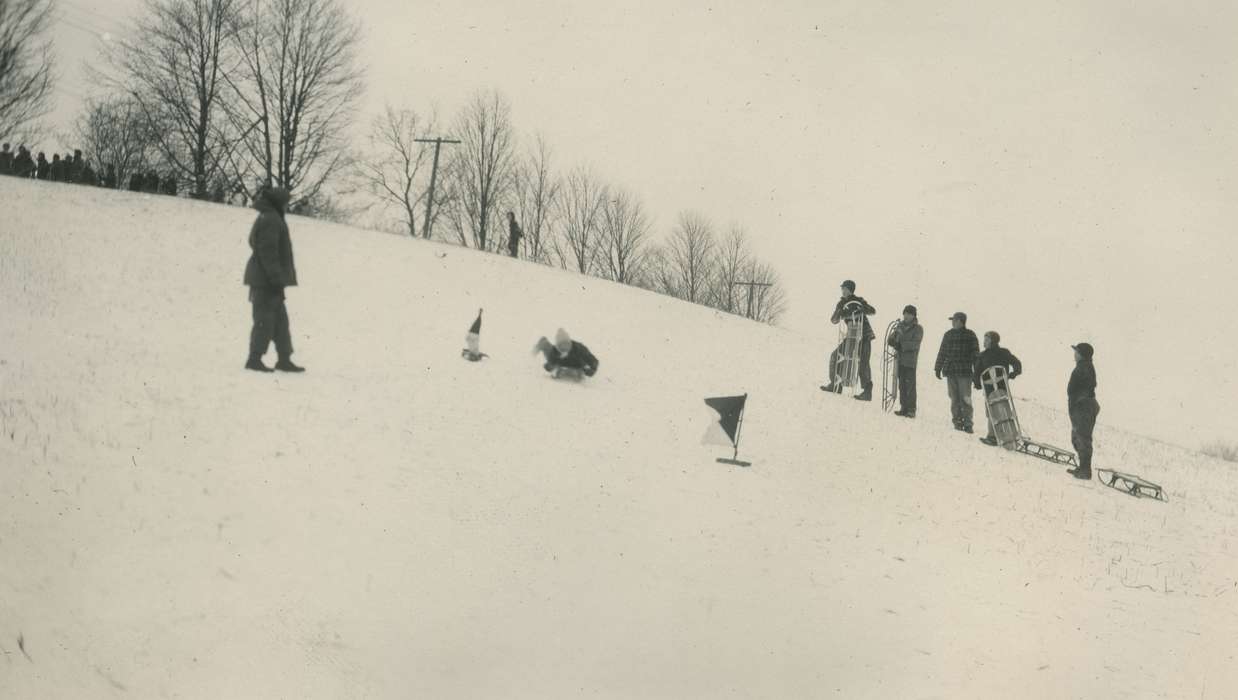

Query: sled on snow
(1097, 469), (1166, 502)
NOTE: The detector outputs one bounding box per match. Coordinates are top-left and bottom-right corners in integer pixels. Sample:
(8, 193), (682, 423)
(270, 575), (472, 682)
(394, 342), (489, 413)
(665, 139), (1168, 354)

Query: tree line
(1, 0), (786, 323)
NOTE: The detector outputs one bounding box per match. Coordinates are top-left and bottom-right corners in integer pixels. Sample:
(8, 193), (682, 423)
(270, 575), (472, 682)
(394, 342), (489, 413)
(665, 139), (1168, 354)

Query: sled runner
(881, 319), (899, 412)
(1097, 469), (1166, 502)
(1014, 439), (1079, 467)
(551, 366), (586, 381)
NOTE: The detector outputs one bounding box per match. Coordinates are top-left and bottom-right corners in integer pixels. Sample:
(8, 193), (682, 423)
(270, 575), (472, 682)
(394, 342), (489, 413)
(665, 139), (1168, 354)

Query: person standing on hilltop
(934, 311), (980, 433)
(243, 186), (303, 373)
(973, 330), (1022, 446)
(887, 304), (924, 417)
(1066, 342), (1099, 480)
(820, 279), (877, 400)
(507, 211), (523, 258)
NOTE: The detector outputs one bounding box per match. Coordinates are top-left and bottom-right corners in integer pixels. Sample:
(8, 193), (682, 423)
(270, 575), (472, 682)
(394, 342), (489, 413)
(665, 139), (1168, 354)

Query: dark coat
(934, 327), (979, 378)
(13, 151), (35, 177)
(1068, 359), (1097, 405)
(552, 341), (599, 375)
(887, 319), (924, 368)
(973, 345), (1022, 390)
(35, 156), (49, 180)
(243, 188), (297, 289)
(831, 294), (877, 340)
(0, 150), (12, 174)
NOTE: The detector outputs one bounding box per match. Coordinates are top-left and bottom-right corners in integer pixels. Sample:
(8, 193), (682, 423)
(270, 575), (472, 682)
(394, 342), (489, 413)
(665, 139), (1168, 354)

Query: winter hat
(554, 328), (572, 352)
(1071, 342), (1094, 359)
(841, 280), (856, 292)
(985, 330), (1000, 344)
(902, 304), (917, 316)
(949, 311), (967, 323)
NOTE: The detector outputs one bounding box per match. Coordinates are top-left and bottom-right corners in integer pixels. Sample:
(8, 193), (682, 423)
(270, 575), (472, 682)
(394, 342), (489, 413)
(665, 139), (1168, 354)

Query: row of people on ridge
(1, 142), (178, 194)
(819, 280), (1100, 480)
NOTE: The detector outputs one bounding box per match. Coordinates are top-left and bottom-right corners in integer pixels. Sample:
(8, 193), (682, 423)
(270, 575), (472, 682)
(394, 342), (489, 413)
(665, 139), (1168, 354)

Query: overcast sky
(44, 0), (1238, 444)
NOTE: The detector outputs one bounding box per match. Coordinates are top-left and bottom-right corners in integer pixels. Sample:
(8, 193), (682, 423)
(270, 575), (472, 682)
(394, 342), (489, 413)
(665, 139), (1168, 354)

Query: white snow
(2, 178), (1237, 698)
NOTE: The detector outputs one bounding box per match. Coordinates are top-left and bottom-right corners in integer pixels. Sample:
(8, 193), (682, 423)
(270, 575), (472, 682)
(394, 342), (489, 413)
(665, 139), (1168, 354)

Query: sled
(979, 366), (1021, 450)
(1097, 469), (1167, 502)
(551, 366), (586, 381)
(880, 319), (899, 412)
(1014, 439), (1079, 467)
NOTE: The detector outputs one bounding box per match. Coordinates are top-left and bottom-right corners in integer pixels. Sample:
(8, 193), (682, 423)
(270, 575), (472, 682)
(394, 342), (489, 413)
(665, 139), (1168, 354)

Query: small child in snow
(534, 328), (599, 378)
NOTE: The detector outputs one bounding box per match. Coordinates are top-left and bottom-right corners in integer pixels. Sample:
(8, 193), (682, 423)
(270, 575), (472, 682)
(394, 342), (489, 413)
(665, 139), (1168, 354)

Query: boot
(854, 389), (872, 401)
(1067, 466), (1092, 480)
(819, 383), (837, 393)
(979, 436), (998, 446)
(274, 357), (305, 373)
(245, 356), (273, 372)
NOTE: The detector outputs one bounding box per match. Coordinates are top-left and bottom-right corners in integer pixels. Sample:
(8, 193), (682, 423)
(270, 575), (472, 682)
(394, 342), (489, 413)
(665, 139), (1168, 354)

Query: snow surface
(2, 178), (1237, 698)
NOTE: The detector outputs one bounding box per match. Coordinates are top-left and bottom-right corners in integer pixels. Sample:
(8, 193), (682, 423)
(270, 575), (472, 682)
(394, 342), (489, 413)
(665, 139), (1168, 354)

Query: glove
(973, 382), (982, 391)
(886, 335), (897, 347)
(584, 366), (596, 377)
(935, 369), (942, 380)
(1009, 372), (1020, 380)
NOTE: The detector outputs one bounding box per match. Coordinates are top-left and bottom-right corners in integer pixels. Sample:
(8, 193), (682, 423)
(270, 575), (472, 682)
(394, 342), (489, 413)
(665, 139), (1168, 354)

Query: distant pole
(413, 136), (460, 239)
(732, 281), (773, 319)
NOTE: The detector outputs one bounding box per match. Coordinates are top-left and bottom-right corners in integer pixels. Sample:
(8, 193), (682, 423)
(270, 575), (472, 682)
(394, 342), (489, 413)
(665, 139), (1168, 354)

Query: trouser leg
(898, 365), (916, 413)
(858, 337), (873, 391)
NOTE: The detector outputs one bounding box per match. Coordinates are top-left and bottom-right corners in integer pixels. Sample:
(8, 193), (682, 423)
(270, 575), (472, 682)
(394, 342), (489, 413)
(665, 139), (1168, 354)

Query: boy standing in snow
(243, 186), (304, 373)
(820, 280), (877, 400)
(934, 311), (980, 433)
(973, 331), (1023, 445)
(1066, 343), (1099, 480)
(535, 328), (599, 378)
(887, 304), (924, 417)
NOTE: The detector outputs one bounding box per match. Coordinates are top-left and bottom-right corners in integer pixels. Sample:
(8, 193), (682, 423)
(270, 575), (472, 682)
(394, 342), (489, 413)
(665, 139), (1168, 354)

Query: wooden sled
(551, 366), (586, 381)
(1015, 438), (1079, 467)
(1097, 469), (1167, 502)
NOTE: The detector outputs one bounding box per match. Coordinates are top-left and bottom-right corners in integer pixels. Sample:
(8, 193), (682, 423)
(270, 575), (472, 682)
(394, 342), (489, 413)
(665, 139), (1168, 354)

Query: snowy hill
(2, 178), (1236, 699)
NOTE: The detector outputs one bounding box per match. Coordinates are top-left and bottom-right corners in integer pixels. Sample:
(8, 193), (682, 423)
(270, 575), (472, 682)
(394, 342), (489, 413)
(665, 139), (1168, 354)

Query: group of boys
(820, 280), (1100, 480)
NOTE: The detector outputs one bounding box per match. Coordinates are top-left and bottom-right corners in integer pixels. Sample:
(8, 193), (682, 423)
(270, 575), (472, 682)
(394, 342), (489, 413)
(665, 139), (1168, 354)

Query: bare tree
(666, 210), (717, 303)
(597, 187), (651, 285)
(351, 105), (441, 236)
(0, 0), (54, 137)
(553, 165), (607, 273)
(709, 225), (752, 313)
(638, 243), (679, 297)
(103, 0), (239, 198)
(445, 90), (516, 251)
(222, 0), (364, 204)
(73, 95), (161, 188)
(511, 135), (559, 263)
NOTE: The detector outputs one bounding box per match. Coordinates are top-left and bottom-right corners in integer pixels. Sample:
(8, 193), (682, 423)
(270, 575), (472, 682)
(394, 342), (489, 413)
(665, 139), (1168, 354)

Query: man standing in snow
(1066, 342), (1099, 480)
(507, 211), (522, 258)
(820, 279), (877, 400)
(973, 331), (1022, 446)
(535, 328), (599, 378)
(0, 143), (12, 175)
(887, 304), (924, 417)
(934, 311), (980, 433)
(243, 186), (303, 373)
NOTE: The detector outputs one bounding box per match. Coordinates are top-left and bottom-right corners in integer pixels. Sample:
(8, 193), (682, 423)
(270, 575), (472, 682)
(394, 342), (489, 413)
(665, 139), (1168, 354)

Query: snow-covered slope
(2, 178), (1236, 699)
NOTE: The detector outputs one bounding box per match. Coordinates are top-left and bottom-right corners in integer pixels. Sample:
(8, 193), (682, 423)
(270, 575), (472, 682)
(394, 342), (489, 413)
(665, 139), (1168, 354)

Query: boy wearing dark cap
(934, 312), (980, 432)
(1066, 343), (1099, 479)
(820, 280), (877, 399)
(886, 304), (924, 417)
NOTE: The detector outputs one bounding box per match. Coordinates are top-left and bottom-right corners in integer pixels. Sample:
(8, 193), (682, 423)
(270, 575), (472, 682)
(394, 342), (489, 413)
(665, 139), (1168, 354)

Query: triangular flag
(465, 309), (482, 355)
(703, 394), (747, 446)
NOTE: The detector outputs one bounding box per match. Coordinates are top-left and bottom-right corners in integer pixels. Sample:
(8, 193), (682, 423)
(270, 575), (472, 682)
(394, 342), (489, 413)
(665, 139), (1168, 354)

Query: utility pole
(731, 281), (773, 320)
(413, 136), (460, 240)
